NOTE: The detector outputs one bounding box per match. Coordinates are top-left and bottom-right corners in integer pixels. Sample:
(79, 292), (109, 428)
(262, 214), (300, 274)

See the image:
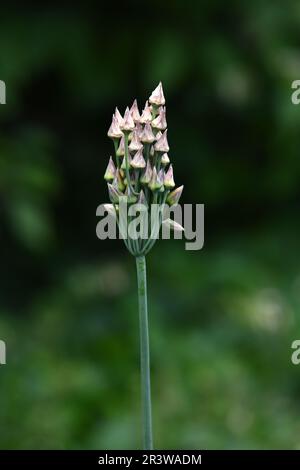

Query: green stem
(136, 255), (153, 450)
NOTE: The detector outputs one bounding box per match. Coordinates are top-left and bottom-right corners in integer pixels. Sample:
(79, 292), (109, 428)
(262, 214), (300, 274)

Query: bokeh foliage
(0, 1), (300, 449)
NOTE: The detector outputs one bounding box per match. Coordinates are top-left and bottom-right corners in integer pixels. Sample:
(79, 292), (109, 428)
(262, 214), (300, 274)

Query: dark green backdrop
(0, 1), (300, 449)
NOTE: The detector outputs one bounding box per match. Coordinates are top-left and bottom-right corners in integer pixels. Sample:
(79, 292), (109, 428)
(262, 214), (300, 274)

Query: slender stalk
(136, 255), (153, 450)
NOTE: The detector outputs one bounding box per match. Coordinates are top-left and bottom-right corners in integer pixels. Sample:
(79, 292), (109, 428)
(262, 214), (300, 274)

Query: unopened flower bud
(113, 169), (125, 192)
(164, 164), (175, 188)
(149, 82), (165, 106)
(103, 203), (116, 218)
(158, 169), (164, 188)
(149, 167), (163, 191)
(131, 148), (146, 169)
(129, 129), (143, 152)
(154, 129), (169, 153)
(135, 122), (144, 139)
(151, 106), (167, 130)
(162, 218), (184, 232)
(137, 189), (147, 206)
(140, 160), (152, 184)
(167, 185), (184, 206)
(130, 99), (141, 122)
(121, 153), (132, 169)
(140, 122), (155, 144)
(161, 153), (170, 166)
(140, 101), (152, 123)
(108, 183), (122, 203)
(104, 156), (116, 181)
(115, 107), (124, 127)
(121, 107), (135, 132)
(125, 186), (137, 203)
(107, 115), (123, 139)
(150, 145), (155, 157)
(116, 136), (125, 157)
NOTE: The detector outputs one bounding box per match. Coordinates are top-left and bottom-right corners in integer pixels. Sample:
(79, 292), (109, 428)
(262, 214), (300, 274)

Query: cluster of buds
(104, 83), (184, 255)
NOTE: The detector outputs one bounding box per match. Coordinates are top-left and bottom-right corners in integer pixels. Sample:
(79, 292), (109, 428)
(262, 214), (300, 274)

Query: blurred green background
(1, 0), (300, 450)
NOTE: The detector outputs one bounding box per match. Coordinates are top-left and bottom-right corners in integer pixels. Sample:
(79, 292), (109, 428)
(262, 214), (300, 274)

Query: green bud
(125, 186), (137, 203)
(107, 115), (123, 139)
(162, 218), (184, 232)
(131, 148), (146, 169)
(129, 130), (143, 152)
(113, 169), (125, 192)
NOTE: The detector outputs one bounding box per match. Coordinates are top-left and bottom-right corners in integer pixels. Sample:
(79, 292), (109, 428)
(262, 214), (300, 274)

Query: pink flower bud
(130, 99), (141, 122)
(121, 153), (132, 169)
(129, 129), (143, 152)
(149, 82), (165, 106)
(103, 203), (116, 218)
(140, 101), (152, 123)
(140, 160), (152, 184)
(151, 106), (167, 130)
(131, 148), (146, 169)
(161, 153), (170, 166)
(121, 107), (135, 132)
(108, 183), (122, 203)
(154, 129), (169, 153)
(164, 164), (175, 188)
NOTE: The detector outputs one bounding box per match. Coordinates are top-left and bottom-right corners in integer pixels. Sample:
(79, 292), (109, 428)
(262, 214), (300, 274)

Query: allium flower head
(104, 82), (183, 256)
